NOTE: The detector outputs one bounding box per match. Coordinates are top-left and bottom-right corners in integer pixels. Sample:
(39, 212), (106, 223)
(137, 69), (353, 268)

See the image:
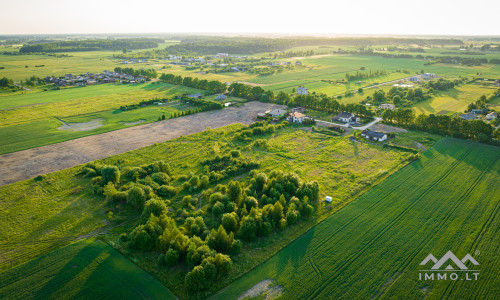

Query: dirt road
(0, 101), (285, 186)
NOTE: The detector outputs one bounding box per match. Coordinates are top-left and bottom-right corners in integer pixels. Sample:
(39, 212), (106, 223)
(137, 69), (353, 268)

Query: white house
(409, 76), (419, 82)
(334, 112), (359, 123)
(325, 196), (332, 203)
(297, 86), (309, 95)
(361, 130), (388, 142)
(379, 103), (395, 110)
(215, 94), (227, 101)
(287, 112), (307, 123)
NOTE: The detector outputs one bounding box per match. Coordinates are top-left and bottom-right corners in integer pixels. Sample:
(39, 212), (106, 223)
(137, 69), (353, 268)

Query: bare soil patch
(237, 279), (283, 300)
(0, 101), (285, 186)
(57, 119), (104, 131)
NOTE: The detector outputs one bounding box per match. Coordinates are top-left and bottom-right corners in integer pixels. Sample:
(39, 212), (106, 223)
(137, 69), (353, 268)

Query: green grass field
(0, 124), (435, 298)
(214, 138), (500, 299)
(0, 239), (176, 299)
(0, 82), (206, 154)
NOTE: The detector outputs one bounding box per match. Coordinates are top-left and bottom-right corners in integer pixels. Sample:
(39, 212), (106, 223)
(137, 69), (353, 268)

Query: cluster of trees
(345, 69), (387, 81)
(234, 121), (282, 142)
(0, 77), (14, 88)
(466, 89), (500, 112)
(160, 73), (227, 93)
(113, 67), (158, 79)
(382, 86), (431, 106)
(19, 38), (162, 53)
(422, 78), (465, 91)
(276, 92), (374, 117)
(382, 109), (494, 141)
(80, 137), (319, 292)
(22, 75), (46, 87)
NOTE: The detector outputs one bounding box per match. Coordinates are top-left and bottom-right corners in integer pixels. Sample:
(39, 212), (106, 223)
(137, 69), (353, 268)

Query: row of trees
(382, 109), (494, 141)
(345, 69), (387, 81)
(20, 38), (162, 53)
(114, 67), (158, 79)
(160, 73), (227, 93)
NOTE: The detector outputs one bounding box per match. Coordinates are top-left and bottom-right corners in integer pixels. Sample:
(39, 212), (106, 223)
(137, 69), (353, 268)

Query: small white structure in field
(325, 196), (333, 203)
(297, 86), (309, 95)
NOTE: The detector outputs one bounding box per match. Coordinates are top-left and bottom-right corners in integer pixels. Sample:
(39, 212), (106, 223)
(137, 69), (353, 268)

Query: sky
(1, 0), (499, 36)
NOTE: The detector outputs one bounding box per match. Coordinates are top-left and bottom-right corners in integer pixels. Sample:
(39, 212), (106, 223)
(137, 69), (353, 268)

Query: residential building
(408, 76), (419, 82)
(187, 93), (203, 99)
(422, 73), (436, 80)
(215, 94), (227, 101)
(460, 113), (478, 121)
(291, 107), (306, 113)
(361, 130), (388, 142)
(287, 112), (307, 123)
(334, 112), (359, 123)
(297, 87), (309, 95)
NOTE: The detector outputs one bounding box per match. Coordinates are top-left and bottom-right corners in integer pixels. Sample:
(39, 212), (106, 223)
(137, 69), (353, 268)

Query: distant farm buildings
(408, 76), (420, 82)
(422, 73), (436, 80)
(296, 86), (309, 95)
(267, 109), (287, 118)
(361, 130), (388, 142)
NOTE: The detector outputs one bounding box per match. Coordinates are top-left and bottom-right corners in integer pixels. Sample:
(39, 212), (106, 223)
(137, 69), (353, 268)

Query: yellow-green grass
(0, 82), (206, 154)
(0, 124), (435, 297)
(0, 239), (176, 299)
(412, 83), (499, 115)
(215, 138), (500, 299)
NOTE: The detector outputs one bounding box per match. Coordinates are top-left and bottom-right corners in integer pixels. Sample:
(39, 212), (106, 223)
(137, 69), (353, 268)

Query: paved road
(0, 101), (285, 187)
(315, 117), (382, 130)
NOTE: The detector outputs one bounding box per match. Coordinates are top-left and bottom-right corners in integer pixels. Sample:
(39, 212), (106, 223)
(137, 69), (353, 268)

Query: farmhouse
(379, 103), (395, 110)
(268, 109), (287, 118)
(334, 112), (359, 123)
(408, 76), (419, 82)
(486, 111), (498, 120)
(187, 93), (203, 99)
(215, 94), (227, 100)
(287, 112), (307, 123)
(297, 86), (309, 95)
(325, 196), (332, 203)
(460, 113), (478, 121)
(361, 130), (387, 142)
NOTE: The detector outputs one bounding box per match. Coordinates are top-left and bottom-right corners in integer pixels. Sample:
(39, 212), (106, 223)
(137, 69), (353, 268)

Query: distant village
(45, 70), (148, 87)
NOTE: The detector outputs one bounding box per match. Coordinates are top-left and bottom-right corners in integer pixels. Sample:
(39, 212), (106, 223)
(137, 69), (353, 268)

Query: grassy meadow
(214, 138), (500, 299)
(0, 82), (206, 154)
(0, 239), (176, 299)
(0, 124), (438, 298)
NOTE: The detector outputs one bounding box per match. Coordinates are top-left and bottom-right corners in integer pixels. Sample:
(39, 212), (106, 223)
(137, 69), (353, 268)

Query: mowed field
(0, 82), (206, 154)
(215, 138), (500, 299)
(0, 239), (176, 299)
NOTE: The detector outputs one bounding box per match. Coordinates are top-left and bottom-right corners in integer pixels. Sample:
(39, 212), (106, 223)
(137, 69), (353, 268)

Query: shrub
(127, 186), (146, 209)
(101, 166), (120, 184)
(157, 185), (177, 198)
(151, 172), (170, 185)
(165, 248), (179, 267)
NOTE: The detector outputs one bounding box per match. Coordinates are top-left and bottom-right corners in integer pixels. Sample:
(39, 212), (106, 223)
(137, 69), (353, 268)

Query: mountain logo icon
(420, 251), (479, 270)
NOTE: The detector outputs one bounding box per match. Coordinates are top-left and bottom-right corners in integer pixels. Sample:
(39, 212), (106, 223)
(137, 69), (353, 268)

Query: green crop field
(0, 82), (205, 154)
(215, 138), (500, 299)
(0, 239), (176, 299)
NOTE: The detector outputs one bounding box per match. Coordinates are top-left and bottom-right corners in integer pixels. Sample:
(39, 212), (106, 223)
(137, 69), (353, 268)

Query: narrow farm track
(0, 101), (285, 186)
(214, 138), (500, 300)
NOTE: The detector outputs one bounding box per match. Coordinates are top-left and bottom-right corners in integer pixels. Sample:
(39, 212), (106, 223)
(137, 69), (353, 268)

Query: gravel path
(0, 101), (285, 186)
